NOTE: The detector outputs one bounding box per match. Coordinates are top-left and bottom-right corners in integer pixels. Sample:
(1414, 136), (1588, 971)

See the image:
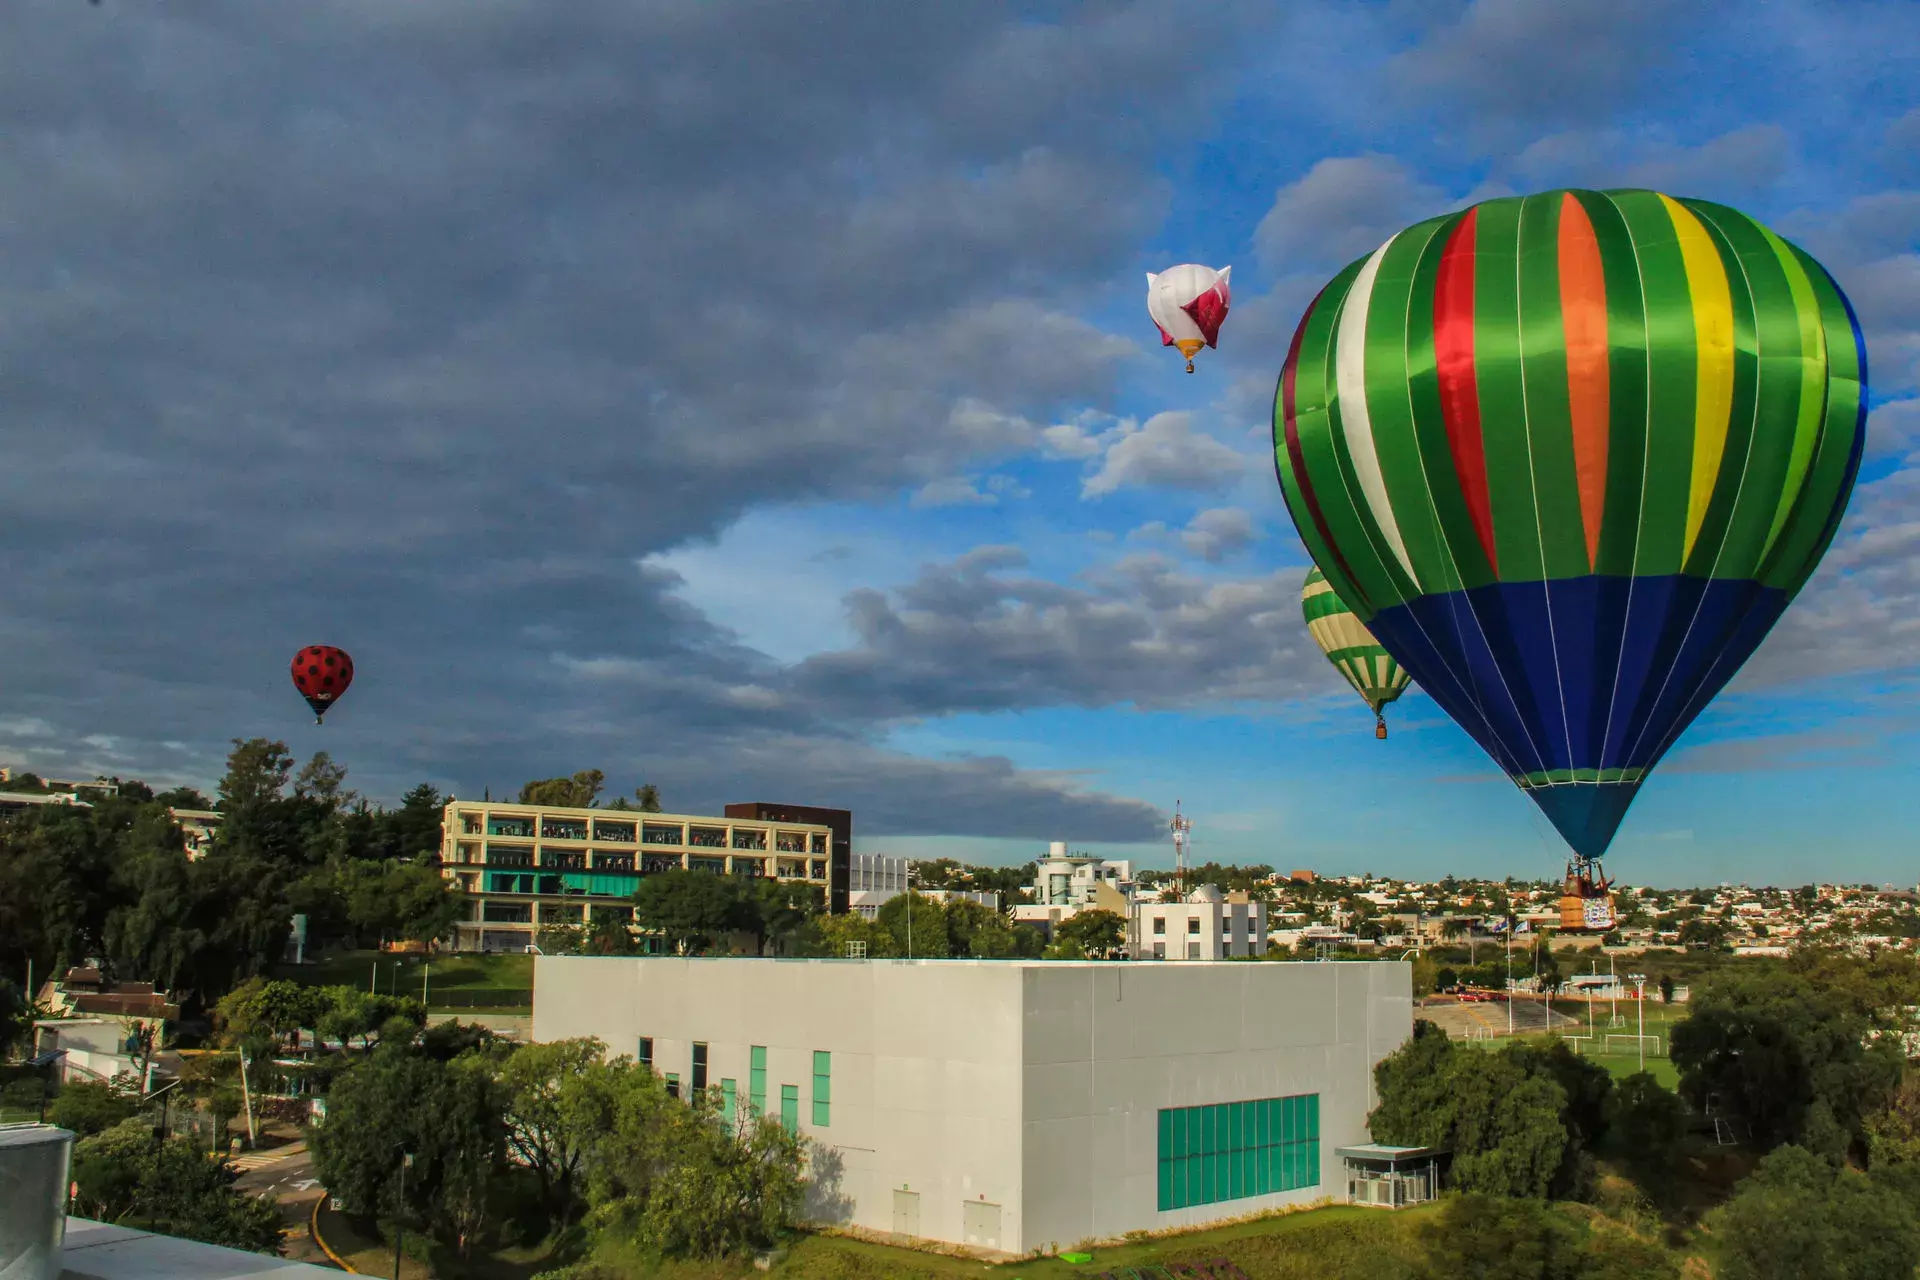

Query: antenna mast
(1170, 801), (1193, 897)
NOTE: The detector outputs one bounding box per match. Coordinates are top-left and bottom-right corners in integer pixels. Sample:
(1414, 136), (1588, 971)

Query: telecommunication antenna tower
(1170, 801), (1193, 896)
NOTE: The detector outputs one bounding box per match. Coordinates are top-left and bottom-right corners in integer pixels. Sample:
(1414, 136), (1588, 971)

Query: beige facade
(440, 801), (835, 952)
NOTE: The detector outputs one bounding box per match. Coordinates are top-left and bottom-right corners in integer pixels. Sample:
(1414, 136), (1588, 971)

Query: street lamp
(905, 867), (918, 960)
(1628, 973), (1648, 1070)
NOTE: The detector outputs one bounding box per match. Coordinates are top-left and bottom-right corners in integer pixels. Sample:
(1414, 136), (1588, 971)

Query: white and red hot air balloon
(1146, 264), (1231, 373)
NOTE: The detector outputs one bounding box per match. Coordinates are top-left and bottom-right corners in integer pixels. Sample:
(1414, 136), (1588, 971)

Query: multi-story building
(533, 955), (1412, 1254)
(725, 803), (852, 915)
(847, 852), (910, 917)
(1131, 886), (1269, 961)
(440, 801), (837, 953)
(1023, 842), (1137, 908)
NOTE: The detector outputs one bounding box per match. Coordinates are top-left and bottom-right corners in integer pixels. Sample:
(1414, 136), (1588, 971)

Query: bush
(50, 1080), (141, 1135)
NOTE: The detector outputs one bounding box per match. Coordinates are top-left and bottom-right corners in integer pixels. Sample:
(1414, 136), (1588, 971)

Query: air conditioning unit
(0, 1124), (75, 1280)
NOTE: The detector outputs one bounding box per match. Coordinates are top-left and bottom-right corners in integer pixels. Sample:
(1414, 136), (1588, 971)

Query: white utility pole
(1630, 973), (1648, 1070)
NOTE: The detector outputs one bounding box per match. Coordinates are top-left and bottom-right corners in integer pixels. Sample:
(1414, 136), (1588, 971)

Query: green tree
(746, 880), (823, 956)
(1369, 1028), (1586, 1199)
(633, 871), (753, 954)
(1671, 963), (1900, 1158)
(606, 784), (664, 813)
(798, 912), (897, 959)
(1712, 1145), (1920, 1280)
(876, 891), (948, 957)
(292, 751), (356, 812)
(50, 1080), (142, 1135)
(519, 770), (605, 809)
(1417, 1194), (1581, 1280)
(1658, 973), (1675, 1004)
(72, 1119), (283, 1253)
(499, 1038), (614, 1225)
(1047, 908), (1127, 959)
(310, 1043), (503, 1254)
(1604, 1072), (1687, 1190)
(217, 738), (295, 812)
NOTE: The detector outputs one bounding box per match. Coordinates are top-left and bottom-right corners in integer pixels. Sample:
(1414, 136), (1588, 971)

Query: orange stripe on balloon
(1557, 192), (1609, 570)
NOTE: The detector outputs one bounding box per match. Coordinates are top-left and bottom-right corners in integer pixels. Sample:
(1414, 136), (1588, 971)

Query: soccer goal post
(1603, 1033), (1664, 1057)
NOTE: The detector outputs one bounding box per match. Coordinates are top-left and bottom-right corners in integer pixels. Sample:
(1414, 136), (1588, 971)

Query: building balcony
(731, 828), (767, 851)
(487, 819), (535, 838)
(775, 832), (807, 853)
(540, 820), (588, 842)
(776, 859), (808, 879)
(592, 821), (637, 844)
(732, 858), (766, 877)
(486, 847), (534, 868)
(643, 855), (685, 874)
(541, 852), (587, 871)
(593, 853), (636, 873)
(690, 857), (726, 875)
(688, 827), (727, 849)
(482, 903), (533, 923)
(642, 824), (685, 846)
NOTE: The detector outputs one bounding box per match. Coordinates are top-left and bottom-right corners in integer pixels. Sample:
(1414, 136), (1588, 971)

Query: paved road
(233, 1144), (338, 1269)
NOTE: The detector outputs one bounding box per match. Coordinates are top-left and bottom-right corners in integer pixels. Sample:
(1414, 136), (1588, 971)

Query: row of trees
(0, 739), (461, 1019)
(309, 1029), (807, 1266)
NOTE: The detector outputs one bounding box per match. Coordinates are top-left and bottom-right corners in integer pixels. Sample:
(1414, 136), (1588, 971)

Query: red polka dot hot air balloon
(290, 645), (354, 724)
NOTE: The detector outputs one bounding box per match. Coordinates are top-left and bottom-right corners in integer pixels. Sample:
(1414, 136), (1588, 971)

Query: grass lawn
(1463, 999), (1688, 1088)
(271, 950), (533, 1009)
(570, 1202), (1434, 1280)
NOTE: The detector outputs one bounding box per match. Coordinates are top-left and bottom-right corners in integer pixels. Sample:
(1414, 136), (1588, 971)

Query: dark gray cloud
(0, 1), (1291, 837)
(787, 547), (1324, 720)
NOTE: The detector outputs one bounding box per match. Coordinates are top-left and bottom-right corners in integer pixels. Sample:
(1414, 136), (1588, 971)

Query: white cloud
(1130, 507), (1261, 562)
(1081, 412), (1251, 498)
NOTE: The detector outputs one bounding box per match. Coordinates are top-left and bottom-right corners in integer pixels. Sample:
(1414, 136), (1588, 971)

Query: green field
(270, 950), (532, 1010)
(1471, 1000), (1688, 1088)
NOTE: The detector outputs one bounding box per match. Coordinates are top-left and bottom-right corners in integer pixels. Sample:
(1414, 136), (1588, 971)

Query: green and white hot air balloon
(1301, 566), (1411, 738)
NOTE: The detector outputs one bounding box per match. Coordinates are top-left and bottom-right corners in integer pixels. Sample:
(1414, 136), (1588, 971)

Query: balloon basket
(1185, 359), (1195, 374)
(1376, 719), (1388, 740)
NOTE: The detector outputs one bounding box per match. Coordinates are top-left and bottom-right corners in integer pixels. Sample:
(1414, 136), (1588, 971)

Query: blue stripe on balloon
(1369, 575), (1789, 858)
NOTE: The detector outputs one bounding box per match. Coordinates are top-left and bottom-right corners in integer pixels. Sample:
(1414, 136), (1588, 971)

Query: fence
(429, 988), (533, 1010)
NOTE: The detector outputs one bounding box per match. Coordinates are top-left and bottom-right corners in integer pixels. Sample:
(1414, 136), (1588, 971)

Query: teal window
(665, 1073), (680, 1100)
(750, 1046), (767, 1118)
(637, 1037), (653, 1070)
(1156, 1093), (1319, 1212)
(811, 1051), (831, 1127)
(721, 1078), (737, 1125)
(780, 1084), (799, 1134)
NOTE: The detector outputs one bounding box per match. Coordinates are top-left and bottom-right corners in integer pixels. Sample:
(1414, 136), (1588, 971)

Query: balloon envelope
(1147, 264), (1231, 366)
(1274, 189), (1866, 858)
(1301, 566), (1411, 725)
(290, 645), (354, 722)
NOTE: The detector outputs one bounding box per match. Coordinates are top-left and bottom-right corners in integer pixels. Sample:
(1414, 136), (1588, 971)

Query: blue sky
(1, 2), (1916, 886)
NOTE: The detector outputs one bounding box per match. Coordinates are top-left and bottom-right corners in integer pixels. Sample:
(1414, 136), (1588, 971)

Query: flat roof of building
(1336, 1143), (1444, 1161)
(61, 1218), (338, 1278)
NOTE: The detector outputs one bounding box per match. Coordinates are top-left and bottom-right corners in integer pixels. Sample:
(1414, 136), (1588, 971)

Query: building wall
(1017, 962), (1405, 1248)
(1132, 900), (1269, 961)
(533, 957), (1410, 1254)
(533, 957), (1028, 1248)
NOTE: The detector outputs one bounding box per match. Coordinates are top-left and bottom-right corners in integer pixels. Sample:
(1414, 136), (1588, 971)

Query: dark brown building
(725, 802), (852, 914)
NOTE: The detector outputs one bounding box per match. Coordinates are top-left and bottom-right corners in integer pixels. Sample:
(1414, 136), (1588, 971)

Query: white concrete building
(847, 853), (911, 917)
(533, 955), (1411, 1254)
(1025, 842), (1137, 908)
(1131, 886), (1268, 961)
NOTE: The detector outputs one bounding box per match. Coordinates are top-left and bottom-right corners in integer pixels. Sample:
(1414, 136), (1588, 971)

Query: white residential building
(1131, 886), (1268, 961)
(533, 956), (1412, 1254)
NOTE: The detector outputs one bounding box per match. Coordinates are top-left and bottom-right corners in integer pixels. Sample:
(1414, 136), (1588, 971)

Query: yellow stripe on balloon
(1758, 223), (1828, 565)
(1660, 195), (1736, 561)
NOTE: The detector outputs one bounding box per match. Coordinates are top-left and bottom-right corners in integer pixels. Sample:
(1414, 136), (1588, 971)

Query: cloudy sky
(1, 0), (1915, 886)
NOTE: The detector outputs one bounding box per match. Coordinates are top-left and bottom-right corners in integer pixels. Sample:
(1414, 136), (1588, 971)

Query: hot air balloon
(1274, 189), (1866, 904)
(1302, 566), (1412, 738)
(1147, 264), (1231, 373)
(291, 645), (354, 724)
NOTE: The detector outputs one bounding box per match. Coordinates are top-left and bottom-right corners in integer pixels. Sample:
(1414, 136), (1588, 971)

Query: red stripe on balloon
(1281, 285), (1360, 593)
(1558, 192), (1610, 569)
(1433, 208), (1497, 575)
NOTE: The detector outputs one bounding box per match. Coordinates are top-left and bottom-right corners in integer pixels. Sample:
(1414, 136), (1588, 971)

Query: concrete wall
(1017, 961), (1408, 1251)
(534, 957), (1030, 1249)
(532, 957), (1411, 1255)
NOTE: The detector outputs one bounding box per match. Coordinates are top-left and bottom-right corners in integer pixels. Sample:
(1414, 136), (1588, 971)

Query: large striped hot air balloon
(1301, 566), (1411, 738)
(1274, 188), (1866, 867)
